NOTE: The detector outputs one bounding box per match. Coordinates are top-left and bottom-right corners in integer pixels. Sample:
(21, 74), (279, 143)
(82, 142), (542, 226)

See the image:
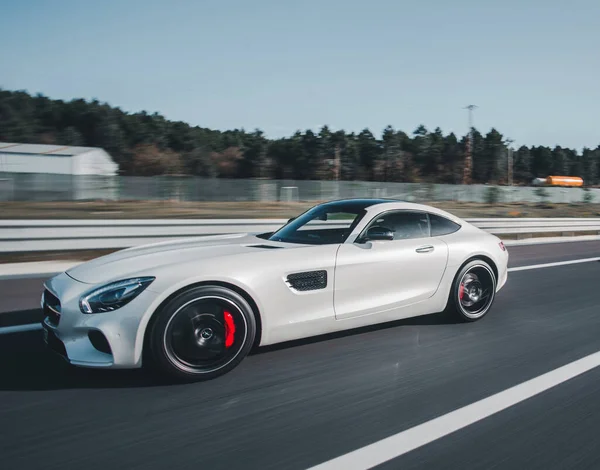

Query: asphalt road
(1, 241), (600, 469)
(377, 366), (600, 469)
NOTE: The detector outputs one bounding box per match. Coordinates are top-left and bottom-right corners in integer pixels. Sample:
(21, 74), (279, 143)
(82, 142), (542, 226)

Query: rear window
(429, 213), (461, 236)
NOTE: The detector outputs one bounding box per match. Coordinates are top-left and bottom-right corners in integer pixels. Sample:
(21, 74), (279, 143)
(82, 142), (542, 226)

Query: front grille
(286, 270), (328, 291)
(45, 327), (68, 358)
(43, 289), (61, 327)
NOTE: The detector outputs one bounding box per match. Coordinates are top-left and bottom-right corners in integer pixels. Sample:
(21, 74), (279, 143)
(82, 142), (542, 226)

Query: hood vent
(247, 244), (283, 249)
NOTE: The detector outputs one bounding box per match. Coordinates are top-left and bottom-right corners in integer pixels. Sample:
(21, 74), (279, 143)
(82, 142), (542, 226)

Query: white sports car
(41, 199), (508, 381)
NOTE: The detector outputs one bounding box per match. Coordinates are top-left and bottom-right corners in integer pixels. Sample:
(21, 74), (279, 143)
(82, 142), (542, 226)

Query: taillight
(499, 241), (506, 251)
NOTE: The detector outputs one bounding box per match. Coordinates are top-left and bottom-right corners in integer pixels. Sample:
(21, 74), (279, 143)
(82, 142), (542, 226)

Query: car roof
(319, 198), (397, 210)
(320, 198), (465, 224)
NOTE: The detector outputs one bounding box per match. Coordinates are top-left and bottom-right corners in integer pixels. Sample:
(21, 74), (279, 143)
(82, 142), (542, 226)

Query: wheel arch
(141, 280), (263, 366)
(460, 254), (498, 282)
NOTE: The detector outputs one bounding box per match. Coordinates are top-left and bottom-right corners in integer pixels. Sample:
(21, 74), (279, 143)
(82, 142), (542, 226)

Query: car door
(333, 210), (449, 320)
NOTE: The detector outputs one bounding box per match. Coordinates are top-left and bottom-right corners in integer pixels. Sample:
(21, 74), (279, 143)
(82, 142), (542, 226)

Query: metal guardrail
(1, 218), (600, 253)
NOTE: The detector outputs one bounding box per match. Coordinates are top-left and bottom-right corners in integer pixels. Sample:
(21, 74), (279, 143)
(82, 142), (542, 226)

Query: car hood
(66, 233), (285, 284)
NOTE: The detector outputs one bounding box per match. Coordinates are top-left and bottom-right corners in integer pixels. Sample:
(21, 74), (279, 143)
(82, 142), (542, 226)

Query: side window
(367, 211), (430, 240)
(429, 213), (461, 236)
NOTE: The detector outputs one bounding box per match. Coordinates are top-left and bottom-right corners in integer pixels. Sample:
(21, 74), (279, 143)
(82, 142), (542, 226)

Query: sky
(1, 0), (599, 150)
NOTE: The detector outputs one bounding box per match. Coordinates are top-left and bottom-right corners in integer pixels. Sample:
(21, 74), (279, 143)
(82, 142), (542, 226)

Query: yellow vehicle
(546, 176), (583, 187)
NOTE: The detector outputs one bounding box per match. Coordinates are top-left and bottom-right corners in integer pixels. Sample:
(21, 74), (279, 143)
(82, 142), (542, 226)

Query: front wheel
(448, 260), (497, 322)
(148, 285), (256, 382)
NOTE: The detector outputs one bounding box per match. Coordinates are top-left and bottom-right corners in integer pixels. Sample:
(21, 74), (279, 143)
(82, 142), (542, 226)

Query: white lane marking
(309, 350), (600, 470)
(0, 323), (42, 335)
(508, 256), (600, 272)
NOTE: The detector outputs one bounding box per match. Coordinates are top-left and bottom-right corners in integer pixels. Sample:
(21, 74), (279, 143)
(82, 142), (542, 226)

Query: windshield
(268, 203), (369, 245)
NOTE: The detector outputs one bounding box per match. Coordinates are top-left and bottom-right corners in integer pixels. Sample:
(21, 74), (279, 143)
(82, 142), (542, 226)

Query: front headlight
(79, 277), (155, 314)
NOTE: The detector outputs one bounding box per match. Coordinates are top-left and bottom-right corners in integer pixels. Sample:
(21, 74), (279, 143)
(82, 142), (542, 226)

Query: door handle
(416, 245), (434, 253)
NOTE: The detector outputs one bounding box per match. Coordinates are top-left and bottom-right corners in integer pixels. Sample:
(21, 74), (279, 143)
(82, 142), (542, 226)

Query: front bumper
(42, 272), (158, 369)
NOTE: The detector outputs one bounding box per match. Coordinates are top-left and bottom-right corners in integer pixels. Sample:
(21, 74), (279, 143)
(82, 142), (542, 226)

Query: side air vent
(248, 244), (283, 249)
(286, 270), (327, 291)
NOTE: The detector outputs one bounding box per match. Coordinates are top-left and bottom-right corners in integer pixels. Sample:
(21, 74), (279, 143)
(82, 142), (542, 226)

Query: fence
(0, 173), (598, 204)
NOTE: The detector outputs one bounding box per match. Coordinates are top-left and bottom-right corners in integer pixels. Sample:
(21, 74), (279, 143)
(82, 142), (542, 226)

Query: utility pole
(334, 143), (341, 181)
(463, 105), (477, 184)
(505, 138), (514, 186)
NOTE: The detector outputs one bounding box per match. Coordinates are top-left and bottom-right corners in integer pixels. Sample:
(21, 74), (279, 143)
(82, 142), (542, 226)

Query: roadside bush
(535, 187), (549, 206)
(485, 186), (502, 205)
(582, 188), (594, 204)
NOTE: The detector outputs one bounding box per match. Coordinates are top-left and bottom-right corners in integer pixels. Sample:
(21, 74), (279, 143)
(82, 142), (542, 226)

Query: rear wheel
(448, 260), (497, 322)
(149, 285), (256, 382)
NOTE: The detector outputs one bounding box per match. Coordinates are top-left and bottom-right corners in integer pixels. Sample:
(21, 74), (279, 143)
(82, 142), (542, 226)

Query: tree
(481, 129), (505, 183)
(340, 133), (361, 180)
(514, 146), (532, 184)
(0, 87), (596, 184)
(211, 147), (244, 178)
(469, 129), (485, 183)
(379, 125), (400, 181)
(551, 146), (568, 175)
(130, 143), (183, 176)
(238, 129), (268, 178)
(267, 138), (296, 179)
(530, 146), (553, 179)
(330, 129), (347, 180)
(567, 148), (583, 178)
(356, 129), (380, 180)
(60, 126), (84, 146)
(441, 132), (462, 184)
(184, 147), (216, 178)
(410, 124), (429, 177)
(424, 127), (444, 179)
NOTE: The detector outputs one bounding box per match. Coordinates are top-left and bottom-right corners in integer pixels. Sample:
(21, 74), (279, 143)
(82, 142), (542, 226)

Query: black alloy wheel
(449, 259), (497, 322)
(149, 285), (256, 382)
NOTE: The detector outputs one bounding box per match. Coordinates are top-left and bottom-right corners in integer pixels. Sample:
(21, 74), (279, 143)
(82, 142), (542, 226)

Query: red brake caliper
(459, 283), (465, 300)
(224, 311), (236, 348)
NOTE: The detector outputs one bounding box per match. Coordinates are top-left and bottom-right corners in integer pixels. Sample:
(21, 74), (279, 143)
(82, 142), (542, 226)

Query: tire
(148, 285), (256, 382)
(447, 259), (497, 322)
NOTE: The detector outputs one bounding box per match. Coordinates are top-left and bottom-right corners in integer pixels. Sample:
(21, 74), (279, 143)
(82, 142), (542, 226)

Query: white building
(0, 142), (118, 175)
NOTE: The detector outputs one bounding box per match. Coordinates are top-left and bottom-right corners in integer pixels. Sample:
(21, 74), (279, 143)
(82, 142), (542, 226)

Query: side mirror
(361, 226), (394, 242)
